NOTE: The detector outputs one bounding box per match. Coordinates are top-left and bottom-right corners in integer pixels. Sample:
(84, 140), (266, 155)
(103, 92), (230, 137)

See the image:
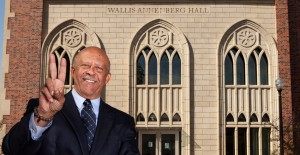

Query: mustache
(82, 73), (97, 81)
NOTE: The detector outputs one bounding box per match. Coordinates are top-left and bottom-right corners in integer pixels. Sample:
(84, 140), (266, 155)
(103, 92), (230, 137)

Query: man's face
(71, 48), (111, 99)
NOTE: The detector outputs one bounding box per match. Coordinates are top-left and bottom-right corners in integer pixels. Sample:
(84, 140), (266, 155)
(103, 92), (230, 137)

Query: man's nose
(86, 66), (96, 75)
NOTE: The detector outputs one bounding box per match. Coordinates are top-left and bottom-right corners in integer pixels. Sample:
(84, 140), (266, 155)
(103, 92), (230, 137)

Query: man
(2, 47), (140, 155)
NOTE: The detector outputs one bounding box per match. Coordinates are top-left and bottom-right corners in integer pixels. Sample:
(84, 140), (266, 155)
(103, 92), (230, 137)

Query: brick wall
(288, 0), (300, 152)
(3, 0), (43, 132)
(276, 0), (300, 153)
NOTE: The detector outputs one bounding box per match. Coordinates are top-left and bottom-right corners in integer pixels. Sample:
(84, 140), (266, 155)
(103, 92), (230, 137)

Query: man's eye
(80, 64), (90, 69)
(96, 67), (103, 72)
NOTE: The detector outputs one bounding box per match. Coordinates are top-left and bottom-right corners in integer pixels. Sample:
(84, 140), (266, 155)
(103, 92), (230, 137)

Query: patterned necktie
(81, 99), (96, 150)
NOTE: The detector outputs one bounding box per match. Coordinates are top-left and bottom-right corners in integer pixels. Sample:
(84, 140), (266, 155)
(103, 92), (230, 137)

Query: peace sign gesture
(36, 54), (67, 127)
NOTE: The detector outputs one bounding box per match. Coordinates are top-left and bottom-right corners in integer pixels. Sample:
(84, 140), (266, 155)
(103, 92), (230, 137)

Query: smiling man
(2, 47), (140, 155)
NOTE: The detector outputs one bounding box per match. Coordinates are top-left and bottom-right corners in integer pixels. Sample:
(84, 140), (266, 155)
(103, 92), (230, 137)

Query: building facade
(1, 0), (299, 154)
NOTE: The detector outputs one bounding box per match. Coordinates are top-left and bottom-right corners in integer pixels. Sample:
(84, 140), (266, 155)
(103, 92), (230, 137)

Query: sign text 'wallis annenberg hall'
(106, 6), (210, 14)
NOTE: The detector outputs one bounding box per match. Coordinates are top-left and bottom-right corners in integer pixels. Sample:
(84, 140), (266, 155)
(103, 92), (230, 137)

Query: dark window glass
(167, 47), (174, 55)
(57, 47), (64, 55)
(226, 114), (234, 122)
(161, 113), (169, 122)
(237, 54), (245, 85)
(148, 113), (157, 122)
(137, 113), (145, 122)
(231, 47), (238, 55)
(142, 134), (156, 155)
(160, 54), (169, 84)
(238, 128), (247, 155)
(172, 113), (181, 122)
(262, 128), (271, 155)
(63, 53), (71, 85)
(225, 54), (233, 85)
(226, 128), (235, 155)
(137, 53), (145, 85)
(262, 114), (270, 122)
(255, 47), (261, 55)
(260, 54), (268, 85)
(238, 114), (246, 122)
(248, 53), (257, 85)
(148, 54), (157, 84)
(250, 114), (258, 122)
(161, 134), (175, 155)
(250, 128), (259, 155)
(144, 47), (151, 55)
(172, 53), (181, 84)
(52, 53), (59, 78)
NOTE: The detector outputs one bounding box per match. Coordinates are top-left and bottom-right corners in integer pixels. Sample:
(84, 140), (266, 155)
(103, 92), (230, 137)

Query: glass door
(138, 130), (180, 155)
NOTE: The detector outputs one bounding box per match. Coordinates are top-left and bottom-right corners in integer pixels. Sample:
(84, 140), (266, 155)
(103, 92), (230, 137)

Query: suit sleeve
(118, 117), (140, 155)
(2, 99), (43, 155)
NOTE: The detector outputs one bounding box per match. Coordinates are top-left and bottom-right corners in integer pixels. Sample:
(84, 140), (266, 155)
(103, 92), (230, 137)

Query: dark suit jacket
(2, 91), (140, 155)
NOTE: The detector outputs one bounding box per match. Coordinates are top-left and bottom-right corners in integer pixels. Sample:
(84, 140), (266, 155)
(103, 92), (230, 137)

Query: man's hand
(36, 54), (66, 127)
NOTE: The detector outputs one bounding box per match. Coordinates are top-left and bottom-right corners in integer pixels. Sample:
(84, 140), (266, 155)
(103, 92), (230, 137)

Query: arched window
(172, 53), (181, 84)
(250, 114), (258, 122)
(222, 21), (273, 155)
(161, 113), (169, 122)
(137, 53), (145, 85)
(248, 53), (257, 85)
(41, 20), (102, 93)
(262, 114), (270, 122)
(148, 113), (157, 122)
(238, 113), (246, 122)
(137, 113), (145, 122)
(225, 54), (233, 85)
(172, 113), (181, 122)
(160, 54), (169, 84)
(260, 53), (268, 85)
(236, 54), (245, 85)
(148, 54), (157, 84)
(226, 113), (234, 122)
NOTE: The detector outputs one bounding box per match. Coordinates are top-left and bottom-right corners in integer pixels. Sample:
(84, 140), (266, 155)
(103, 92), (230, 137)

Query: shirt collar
(71, 89), (101, 116)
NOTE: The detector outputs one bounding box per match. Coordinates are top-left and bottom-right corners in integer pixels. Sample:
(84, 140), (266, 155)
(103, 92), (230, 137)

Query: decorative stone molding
(40, 19), (102, 91)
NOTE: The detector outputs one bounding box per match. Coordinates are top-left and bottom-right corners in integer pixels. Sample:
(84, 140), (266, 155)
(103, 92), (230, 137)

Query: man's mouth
(85, 79), (96, 83)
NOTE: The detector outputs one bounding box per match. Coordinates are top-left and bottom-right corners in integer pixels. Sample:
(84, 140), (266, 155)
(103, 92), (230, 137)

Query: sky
(0, 0), (5, 90)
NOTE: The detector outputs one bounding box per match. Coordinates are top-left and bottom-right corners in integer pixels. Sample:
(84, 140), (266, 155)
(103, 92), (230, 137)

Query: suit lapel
(90, 100), (115, 154)
(61, 92), (89, 155)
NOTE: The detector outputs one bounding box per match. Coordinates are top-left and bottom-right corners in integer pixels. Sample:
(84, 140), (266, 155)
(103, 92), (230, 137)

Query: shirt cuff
(29, 112), (53, 141)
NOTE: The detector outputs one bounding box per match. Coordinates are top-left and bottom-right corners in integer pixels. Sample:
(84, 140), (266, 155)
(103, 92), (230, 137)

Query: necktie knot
(81, 99), (96, 150)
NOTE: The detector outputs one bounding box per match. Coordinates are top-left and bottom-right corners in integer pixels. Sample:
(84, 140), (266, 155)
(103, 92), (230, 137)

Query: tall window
(132, 22), (190, 154)
(224, 46), (271, 155)
(135, 46), (182, 125)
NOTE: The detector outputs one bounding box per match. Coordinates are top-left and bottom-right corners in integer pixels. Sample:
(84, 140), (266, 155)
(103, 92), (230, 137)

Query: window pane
(225, 54), (233, 85)
(260, 54), (268, 85)
(148, 54), (157, 84)
(237, 54), (245, 85)
(238, 128), (247, 155)
(172, 53), (181, 84)
(161, 134), (175, 155)
(62, 53), (70, 85)
(160, 54), (169, 84)
(262, 128), (271, 155)
(142, 134), (156, 155)
(226, 128), (235, 155)
(137, 53), (145, 85)
(248, 53), (257, 85)
(250, 128), (259, 155)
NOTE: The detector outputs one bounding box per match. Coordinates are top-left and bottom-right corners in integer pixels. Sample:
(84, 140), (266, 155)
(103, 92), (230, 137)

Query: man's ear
(105, 73), (111, 84)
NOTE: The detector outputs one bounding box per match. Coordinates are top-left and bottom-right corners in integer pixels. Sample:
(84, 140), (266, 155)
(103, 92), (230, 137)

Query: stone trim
(0, 0), (14, 144)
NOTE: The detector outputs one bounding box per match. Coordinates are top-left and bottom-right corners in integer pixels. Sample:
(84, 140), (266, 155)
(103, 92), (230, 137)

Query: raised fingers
(58, 58), (67, 83)
(49, 54), (57, 80)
